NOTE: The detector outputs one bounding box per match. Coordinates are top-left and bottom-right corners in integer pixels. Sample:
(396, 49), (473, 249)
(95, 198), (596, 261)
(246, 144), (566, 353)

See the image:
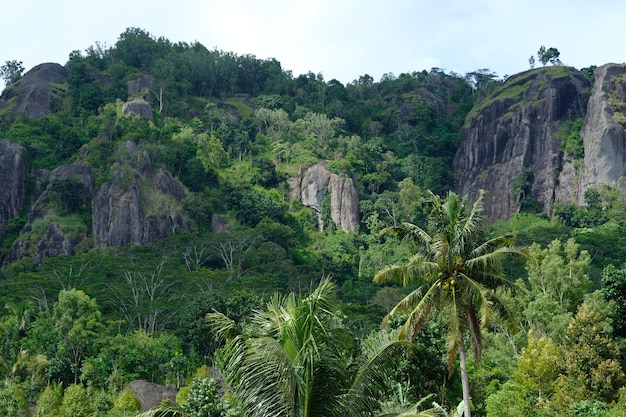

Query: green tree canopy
(0, 60), (24, 86)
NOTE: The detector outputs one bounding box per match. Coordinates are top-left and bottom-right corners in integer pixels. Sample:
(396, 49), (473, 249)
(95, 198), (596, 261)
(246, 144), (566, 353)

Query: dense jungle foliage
(0, 28), (626, 416)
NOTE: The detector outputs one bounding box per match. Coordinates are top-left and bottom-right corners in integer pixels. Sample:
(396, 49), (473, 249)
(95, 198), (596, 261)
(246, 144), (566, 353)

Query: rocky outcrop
(128, 380), (177, 412)
(0, 63), (67, 118)
(578, 64), (626, 202)
(92, 140), (191, 247)
(454, 67), (590, 222)
(328, 173), (359, 234)
(290, 161), (359, 233)
(212, 214), (230, 233)
(29, 162), (95, 220)
(122, 97), (154, 122)
(7, 161), (95, 263)
(0, 140), (25, 239)
(6, 139), (192, 263)
(127, 74), (155, 96)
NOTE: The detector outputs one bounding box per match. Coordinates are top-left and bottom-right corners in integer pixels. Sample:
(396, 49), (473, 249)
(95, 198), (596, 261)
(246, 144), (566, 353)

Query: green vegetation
(0, 27), (625, 416)
(466, 65), (576, 123)
(556, 117), (585, 158)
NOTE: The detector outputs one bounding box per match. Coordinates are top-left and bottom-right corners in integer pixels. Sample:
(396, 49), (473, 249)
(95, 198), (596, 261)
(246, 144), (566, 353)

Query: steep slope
(578, 63), (626, 202)
(0, 140), (25, 239)
(454, 67), (590, 222)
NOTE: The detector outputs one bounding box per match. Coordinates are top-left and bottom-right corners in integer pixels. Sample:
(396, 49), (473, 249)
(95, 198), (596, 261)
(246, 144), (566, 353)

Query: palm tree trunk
(458, 340), (471, 417)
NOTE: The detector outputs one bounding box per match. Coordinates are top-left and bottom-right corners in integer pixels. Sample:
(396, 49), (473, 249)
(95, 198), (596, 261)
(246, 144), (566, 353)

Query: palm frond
(468, 242), (520, 274)
(341, 333), (414, 416)
(374, 254), (438, 287)
(439, 291), (463, 372)
(206, 311), (241, 342)
(394, 282), (439, 340)
(458, 272), (492, 328)
(470, 233), (515, 255)
(213, 276), (352, 417)
(135, 400), (189, 417)
(379, 222), (433, 254)
(486, 289), (520, 334)
(225, 336), (297, 417)
(462, 191), (485, 237)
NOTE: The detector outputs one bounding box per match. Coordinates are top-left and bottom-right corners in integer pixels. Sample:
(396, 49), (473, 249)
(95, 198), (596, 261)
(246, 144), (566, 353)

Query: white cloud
(1, 0), (625, 91)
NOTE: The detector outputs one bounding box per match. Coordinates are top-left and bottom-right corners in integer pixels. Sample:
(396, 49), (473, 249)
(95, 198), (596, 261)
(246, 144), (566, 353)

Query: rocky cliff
(6, 139), (192, 264)
(578, 63), (626, 202)
(290, 161), (359, 233)
(0, 140), (25, 239)
(8, 161), (95, 263)
(92, 140), (191, 247)
(454, 67), (590, 221)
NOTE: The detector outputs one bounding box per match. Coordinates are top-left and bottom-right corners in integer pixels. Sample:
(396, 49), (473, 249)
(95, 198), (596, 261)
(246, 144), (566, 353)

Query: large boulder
(454, 67), (590, 222)
(578, 63), (626, 202)
(0, 139), (25, 239)
(0, 63), (67, 118)
(290, 161), (359, 233)
(128, 380), (177, 412)
(122, 97), (154, 122)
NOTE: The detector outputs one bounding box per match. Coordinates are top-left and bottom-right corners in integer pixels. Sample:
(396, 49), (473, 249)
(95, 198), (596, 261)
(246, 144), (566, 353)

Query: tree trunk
(459, 340), (471, 417)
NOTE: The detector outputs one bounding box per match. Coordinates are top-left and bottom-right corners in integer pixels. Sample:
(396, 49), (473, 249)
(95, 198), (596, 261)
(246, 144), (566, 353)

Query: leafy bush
(112, 387), (141, 415)
(556, 118), (584, 158)
(35, 384), (62, 417)
(59, 384), (92, 417)
(183, 377), (227, 417)
(0, 379), (21, 417)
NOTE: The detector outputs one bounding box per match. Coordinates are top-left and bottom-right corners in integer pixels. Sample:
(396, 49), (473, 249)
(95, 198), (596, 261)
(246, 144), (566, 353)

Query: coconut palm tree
(374, 190), (521, 417)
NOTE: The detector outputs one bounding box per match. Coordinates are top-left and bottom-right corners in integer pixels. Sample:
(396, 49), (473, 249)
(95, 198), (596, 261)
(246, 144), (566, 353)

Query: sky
(2, 0), (625, 91)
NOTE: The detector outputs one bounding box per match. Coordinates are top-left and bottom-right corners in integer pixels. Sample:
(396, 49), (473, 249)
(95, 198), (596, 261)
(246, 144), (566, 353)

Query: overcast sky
(2, 0), (625, 91)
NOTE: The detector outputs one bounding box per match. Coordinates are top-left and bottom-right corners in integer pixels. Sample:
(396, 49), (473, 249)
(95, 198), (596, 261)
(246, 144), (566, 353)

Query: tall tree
(537, 46), (561, 66)
(374, 190), (521, 417)
(0, 60), (24, 86)
(52, 289), (104, 384)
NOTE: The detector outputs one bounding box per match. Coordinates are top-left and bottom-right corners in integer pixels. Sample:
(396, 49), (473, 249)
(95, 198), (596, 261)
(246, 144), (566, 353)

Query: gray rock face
(212, 214), (230, 233)
(92, 141), (191, 247)
(454, 68), (590, 222)
(290, 161), (359, 233)
(0, 63), (67, 118)
(6, 139), (192, 263)
(30, 162), (95, 220)
(122, 97), (154, 122)
(328, 173), (359, 233)
(128, 380), (177, 412)
(0, 139), (25, 239)
(127, 74), (155, 96)
(578, 64), (626, 202)
(92, 181), (143, 247)
(7, 161), (95, 263)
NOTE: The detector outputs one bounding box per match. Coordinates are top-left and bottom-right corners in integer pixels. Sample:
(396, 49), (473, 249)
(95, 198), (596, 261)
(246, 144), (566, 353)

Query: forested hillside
(1, 28), (626, 416)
